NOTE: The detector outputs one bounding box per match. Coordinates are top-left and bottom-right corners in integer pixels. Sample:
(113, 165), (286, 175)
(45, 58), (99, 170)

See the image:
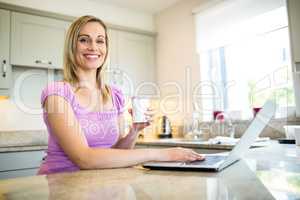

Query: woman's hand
(157, 147), (205, 162)
(128, 108), (155, 132)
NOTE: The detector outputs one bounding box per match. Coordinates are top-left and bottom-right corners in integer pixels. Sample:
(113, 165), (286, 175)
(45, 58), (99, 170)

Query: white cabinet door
(0, 168), (39, 179)
(0, 9), (12, 94)
(0, 150), (45, 172)
(108, 29), (156, 97)
(10, 12), (70, 69)
(117, 31), (155, 96)
(107, 29), (118, 69)
(104, 29), (118, 85)
(288, 0), (300, 65)
(0, 150), (45, 179)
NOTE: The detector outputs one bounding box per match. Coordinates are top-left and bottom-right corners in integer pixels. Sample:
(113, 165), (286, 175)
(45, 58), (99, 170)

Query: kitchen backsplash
(0, 99), (45, 131)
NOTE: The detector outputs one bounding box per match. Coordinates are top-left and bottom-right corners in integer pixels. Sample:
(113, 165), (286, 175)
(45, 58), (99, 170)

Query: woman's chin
(83, 64), (102, 70)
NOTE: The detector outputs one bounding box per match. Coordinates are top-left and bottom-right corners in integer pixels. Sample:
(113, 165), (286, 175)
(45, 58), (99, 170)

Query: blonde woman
(38, 15), (204, 175)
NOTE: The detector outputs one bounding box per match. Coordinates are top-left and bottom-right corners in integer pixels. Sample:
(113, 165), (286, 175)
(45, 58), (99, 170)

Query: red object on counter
(253, 107), (262, 117)
(213, 111), (224, 121)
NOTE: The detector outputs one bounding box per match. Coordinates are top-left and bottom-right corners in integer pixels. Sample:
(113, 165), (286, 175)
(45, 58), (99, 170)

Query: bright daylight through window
(195, 0), (293, 121)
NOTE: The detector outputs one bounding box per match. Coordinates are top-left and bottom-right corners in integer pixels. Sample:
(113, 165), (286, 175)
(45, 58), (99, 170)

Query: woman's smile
(83, 53), (101, 60)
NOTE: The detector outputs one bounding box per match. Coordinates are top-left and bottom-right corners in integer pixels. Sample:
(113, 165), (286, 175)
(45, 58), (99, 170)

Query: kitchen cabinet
(0, 9), (12, 96)
(287, 0), (300, 71)
(10, 12), (70, 69)
(0, 150), (45, 179)
(107, 29), (156, 97)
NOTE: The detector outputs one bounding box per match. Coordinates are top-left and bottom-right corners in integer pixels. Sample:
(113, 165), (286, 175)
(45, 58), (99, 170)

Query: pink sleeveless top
(38, 82), (125, 175)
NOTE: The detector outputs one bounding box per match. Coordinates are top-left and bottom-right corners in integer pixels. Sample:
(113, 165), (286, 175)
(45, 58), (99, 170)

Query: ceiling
(89, 0), (183, 14)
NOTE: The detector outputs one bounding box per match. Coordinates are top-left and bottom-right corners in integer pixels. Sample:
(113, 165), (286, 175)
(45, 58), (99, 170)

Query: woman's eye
(79, 38), (89, 43)
(96, 40), (105, 44)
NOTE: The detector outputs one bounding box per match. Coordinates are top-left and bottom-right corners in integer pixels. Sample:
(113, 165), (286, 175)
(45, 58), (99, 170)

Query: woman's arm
(112, 115), (140, 149)
(45, 96), (204, 169)
(113, 108), (155, 149)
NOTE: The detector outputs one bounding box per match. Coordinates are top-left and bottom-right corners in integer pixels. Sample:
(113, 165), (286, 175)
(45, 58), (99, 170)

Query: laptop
(143, 100), (276, 172)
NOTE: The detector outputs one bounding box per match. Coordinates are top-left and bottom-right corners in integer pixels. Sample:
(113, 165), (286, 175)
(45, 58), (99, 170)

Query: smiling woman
(62, 16), (110, 103)
(37, 15), (205, 175)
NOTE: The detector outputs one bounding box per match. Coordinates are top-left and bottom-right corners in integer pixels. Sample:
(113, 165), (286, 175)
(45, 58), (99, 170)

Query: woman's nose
(87, 41), (97, 50)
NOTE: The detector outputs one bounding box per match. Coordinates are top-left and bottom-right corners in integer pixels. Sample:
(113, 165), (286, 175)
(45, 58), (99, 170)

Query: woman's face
(75, 22), (107, 70)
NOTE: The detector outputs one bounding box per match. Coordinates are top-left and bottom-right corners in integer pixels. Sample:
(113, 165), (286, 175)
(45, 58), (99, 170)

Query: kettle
(157, 115), (172, 138)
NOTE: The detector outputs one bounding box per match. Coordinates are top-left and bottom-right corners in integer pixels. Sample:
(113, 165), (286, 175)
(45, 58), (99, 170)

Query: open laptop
(143, 100), (276, 172)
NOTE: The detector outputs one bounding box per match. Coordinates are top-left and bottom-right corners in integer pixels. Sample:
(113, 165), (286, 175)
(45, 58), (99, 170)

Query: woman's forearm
(113, 127), (139, 149)
(82, 148), (159, 169)
(81, 146), (205, 169)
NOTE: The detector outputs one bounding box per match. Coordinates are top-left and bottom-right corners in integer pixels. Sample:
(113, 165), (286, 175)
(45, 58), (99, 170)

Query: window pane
(199, 27), (294, 120)
(225, 27), (294, 118)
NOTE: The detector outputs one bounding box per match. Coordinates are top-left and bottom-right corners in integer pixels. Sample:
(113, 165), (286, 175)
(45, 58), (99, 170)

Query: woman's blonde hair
(63, 15), (111, 103)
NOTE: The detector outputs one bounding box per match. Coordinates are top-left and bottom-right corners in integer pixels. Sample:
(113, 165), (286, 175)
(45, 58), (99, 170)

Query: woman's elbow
(72, 149), (94, 170)
(76, 159), (92, 170)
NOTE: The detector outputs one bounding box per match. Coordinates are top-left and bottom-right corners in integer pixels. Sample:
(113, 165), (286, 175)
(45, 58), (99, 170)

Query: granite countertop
(0, 130), (48, 147)
(0, 145), (48, 153)
(0, 143), (299, 199)
(136, 137), (271, 150)
(137, 138), (234, 149)
(0, 130), (48, 152)
(0, 130), (271, 153)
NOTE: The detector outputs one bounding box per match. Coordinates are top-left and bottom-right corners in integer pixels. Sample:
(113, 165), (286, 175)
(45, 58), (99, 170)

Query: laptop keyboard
(185, 155), (226, 166)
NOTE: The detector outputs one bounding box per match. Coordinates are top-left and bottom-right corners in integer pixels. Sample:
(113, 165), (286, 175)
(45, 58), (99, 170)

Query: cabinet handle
(2, 60), (7, 78)
(35, 60), (52, 65)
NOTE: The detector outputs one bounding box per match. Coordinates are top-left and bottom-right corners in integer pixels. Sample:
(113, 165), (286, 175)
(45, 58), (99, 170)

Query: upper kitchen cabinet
(287, 0), (300, 71)
(10, 12), (70, 69)
(108, 29), (156, 96)
(0, 9), (12, 95)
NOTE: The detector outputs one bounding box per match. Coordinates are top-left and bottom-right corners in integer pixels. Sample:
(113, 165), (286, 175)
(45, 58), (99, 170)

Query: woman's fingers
(164, 147), (205, 162)
(184, 149), (204, 161)
(182, 148), (204, 161)
(191, 150), (205, 160)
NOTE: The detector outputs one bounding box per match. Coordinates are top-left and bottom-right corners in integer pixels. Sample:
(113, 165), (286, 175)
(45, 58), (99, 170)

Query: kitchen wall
(0, 0), (154, 32)
(154, 0), (205, 133)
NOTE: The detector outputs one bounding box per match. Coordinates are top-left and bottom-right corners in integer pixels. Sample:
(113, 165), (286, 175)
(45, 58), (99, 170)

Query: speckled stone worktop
(0, 130), (48, 152)
(136, 137), (271, 150)
(0, 130), (48, 147)
(0, 143), (299, 199)
(0, 130), (270, 153)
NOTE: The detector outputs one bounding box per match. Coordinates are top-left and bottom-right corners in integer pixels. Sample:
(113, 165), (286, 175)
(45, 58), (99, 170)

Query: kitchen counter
(0, 145), (47, 153)
(0, 130), (47, 147)
(0, 143), (299, 199)
(0, 130), (48, 153)
(0, 130), (269, 153)
(136, 137), (271, 150)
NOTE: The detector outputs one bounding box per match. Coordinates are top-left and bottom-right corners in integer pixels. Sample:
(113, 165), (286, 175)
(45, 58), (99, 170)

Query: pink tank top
(38, 82), (125, 174)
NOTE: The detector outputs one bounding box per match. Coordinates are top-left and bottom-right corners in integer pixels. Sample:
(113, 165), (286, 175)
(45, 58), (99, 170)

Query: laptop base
(143, 165), (218, 172)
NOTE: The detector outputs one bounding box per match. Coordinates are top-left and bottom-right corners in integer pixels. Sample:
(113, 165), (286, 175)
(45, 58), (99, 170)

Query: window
(194, 0), (293, 121)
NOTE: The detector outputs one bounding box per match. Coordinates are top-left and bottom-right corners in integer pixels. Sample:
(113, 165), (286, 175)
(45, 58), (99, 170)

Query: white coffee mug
(131, 97), (150, 123)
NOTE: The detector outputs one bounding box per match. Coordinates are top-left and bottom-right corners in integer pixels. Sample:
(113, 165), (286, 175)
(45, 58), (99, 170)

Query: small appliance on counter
(157, 115), (172, 138)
